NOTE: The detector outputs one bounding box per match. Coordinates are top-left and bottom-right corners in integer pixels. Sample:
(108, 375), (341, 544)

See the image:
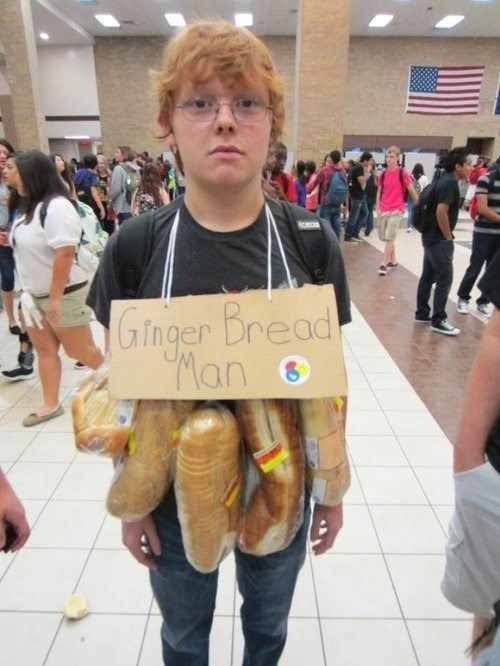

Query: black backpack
(412, 179), (441, 233)
(115, 197), (330, 299)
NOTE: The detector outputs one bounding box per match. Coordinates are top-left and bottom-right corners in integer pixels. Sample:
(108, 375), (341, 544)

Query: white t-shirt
(418, 175), (429, 191)
(11, 196), (87, 296)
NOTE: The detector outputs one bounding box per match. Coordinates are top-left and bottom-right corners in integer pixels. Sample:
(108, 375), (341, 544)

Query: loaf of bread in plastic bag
(299, 397), (350, 506)
(72, 367), (136, 457)
(236, 399), (304, 557)
(175, 402), (242, 574)
(106, 400), (195, 521)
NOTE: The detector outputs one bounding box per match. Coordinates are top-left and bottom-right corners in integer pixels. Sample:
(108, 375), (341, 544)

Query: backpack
(40, 199), (108, 275)
(115, 197), (330, 299)
(324, 170), (348, 207)
(469, 167), (500, 223)
(380, 167), (408, 203)
(121, 164), (142, 206)
(411, 179), (441, 233)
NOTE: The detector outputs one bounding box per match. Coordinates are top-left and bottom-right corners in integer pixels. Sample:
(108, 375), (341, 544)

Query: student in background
(294, 160), (307, 208)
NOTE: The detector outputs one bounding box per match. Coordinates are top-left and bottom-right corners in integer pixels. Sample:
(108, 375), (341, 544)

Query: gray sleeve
(109, 166), (125, 205)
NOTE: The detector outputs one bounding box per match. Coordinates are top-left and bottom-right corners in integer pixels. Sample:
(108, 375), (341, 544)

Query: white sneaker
(477, 303), (491, 317)
(406, 227), (413, 233)
(431, 320), (461, 336)
(457, 299), (469, 315)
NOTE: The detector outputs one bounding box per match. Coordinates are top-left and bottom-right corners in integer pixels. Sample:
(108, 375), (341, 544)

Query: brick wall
(94, 35), (500, 160)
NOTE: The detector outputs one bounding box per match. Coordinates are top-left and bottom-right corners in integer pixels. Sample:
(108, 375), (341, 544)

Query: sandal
(23, 405), (64, 428)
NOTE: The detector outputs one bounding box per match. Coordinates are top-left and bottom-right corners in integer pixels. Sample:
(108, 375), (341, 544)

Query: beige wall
(93, 34), (500, 159)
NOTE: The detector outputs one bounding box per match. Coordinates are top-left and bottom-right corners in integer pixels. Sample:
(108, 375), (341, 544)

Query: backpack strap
(277, 200), (329, 285)
(115, 196), (183, 299)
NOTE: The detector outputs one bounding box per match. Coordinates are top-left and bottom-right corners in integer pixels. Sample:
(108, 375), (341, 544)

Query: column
(0, 0), (48, 151)
(293, 0), (351, 162)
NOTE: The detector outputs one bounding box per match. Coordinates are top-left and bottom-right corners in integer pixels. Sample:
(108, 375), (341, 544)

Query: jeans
(365, 201), (375, 236)
(416, 240), (454, 325)
(345, 198), (368, 240)
(150, 501), (310, 665)
(0, 247), (15, 292)
(457, 232), (500, 306)
(319, 203), (341, 239)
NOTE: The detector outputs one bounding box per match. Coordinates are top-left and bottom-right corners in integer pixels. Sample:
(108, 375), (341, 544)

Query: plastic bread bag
(107, 400), (196, 522)
(175, 402), (243, 574)
(299, 397), (351, 506)
(71, 362), (136, 457)
(235, 399), (305, 557)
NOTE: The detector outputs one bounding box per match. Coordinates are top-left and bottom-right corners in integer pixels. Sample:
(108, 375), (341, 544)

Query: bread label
(117, 400), (135, 426)
(305, 437), (320, 469)
(222, 477), (241, 508)
(311, 477), (327, 504)
(253, 441), (289, 474)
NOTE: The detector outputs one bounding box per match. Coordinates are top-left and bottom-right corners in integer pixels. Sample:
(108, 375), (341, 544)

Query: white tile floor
(0, 307), (472, 665)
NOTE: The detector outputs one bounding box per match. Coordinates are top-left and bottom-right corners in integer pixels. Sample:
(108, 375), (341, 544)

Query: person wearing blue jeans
(150, 500), (311, 665)
(319, 203), (342, 238)
(345, 196), (368, 241)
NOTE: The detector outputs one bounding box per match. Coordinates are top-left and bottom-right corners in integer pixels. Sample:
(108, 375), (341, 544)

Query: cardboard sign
(109, 284), (347, 400)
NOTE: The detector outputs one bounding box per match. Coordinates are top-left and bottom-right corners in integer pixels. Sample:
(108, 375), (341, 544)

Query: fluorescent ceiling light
(39, 32), (50, 40)
(235, 13), (253, 27)
(95, 14), (120, 28)
(435, 15), (465, 29)
(369, 14), (394, 28)
(65, 135), (90, 140)
(165, 13), (186, 27)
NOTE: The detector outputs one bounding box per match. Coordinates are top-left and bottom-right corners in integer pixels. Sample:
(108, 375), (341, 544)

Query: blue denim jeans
(365, 201), (375, 236)
(150, 500), (310, 665)
(416, 240), (454, 325)
(345, 198), (368, 240)
(457, 231), (500, 306)
(319, 203), (341, 239)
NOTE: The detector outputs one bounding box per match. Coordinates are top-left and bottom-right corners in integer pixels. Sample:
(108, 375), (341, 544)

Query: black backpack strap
(115, 196), (184, 299)
(278, 200), (329, 285)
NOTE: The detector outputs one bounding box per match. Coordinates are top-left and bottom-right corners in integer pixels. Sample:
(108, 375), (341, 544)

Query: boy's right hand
(122, 515), (161, 570)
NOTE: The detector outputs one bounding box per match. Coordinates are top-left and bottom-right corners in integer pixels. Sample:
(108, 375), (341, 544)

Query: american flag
(406, 65), (485, 115)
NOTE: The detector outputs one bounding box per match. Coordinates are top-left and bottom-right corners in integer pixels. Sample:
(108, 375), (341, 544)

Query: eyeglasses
(175, 95), (273, 125)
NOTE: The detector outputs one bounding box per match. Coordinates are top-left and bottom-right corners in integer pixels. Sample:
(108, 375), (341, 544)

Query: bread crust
(236, 399), (305, 556)
(175, 403), (242, 573)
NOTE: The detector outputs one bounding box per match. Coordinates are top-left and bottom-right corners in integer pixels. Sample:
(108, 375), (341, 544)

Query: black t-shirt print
(422, 174), (460, 247)
(478, 252), (500, 474)
(87, 198), (351, 330)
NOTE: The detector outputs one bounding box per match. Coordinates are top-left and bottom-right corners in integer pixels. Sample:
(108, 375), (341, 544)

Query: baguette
(106, 400), (195, 521)
(72, 373), (135, 457)
(175, 403), (242, 574)
(236, 399), (304, 556)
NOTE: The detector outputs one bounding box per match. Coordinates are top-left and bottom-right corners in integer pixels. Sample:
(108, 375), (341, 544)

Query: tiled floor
(0, 223), (478, 665)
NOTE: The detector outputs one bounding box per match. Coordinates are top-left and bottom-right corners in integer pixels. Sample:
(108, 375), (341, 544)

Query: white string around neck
(161, 203), (294, 305)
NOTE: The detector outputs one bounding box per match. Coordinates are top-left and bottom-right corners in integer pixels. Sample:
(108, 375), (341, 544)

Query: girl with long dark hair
(132, 161), (169, 215)
(1, 150), (103, 427)
(0, 138), (20, 334)
(51, 153), (77, 200)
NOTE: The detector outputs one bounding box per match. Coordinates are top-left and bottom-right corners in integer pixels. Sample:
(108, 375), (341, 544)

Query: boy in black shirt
(442, 250), (500, 651)
(88, 20), (350, 665)
(415, 148), (472, 335)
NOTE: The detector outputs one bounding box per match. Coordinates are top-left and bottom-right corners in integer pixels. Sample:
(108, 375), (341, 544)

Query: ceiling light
(235, 13), (253, 27)
(39, 32), (50, 40)
(369, 14), (394, 28)
(435, 15), (465, 29)
(95, 14), (120, 28)
(165, 13), (186, 27)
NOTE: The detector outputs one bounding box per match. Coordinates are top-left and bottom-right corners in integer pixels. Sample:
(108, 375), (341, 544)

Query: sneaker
(9, 325), (21, 336)
(477, 303), (491, 317)
(414, 315), (431, 323)
(351, 237), (363, 243)
(457, 298), (469, 315)
(431, 320), (460, 336)
(406, 227), (413, 233)
(378, 265), (388, 276)
(387, 262), (399, 268)
(74, 361), (86, 370)
(2, 366), (34, 382)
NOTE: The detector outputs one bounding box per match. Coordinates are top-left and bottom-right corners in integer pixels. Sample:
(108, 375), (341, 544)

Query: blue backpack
(324, 169), (348, 207)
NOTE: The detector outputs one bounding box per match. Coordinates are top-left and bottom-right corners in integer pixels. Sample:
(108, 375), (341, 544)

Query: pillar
(0, 0), (48, 151)
(293, 0), (351, 162)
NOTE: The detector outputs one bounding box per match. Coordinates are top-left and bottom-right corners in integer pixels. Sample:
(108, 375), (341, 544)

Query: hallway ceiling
(31, 0), (500, 46)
